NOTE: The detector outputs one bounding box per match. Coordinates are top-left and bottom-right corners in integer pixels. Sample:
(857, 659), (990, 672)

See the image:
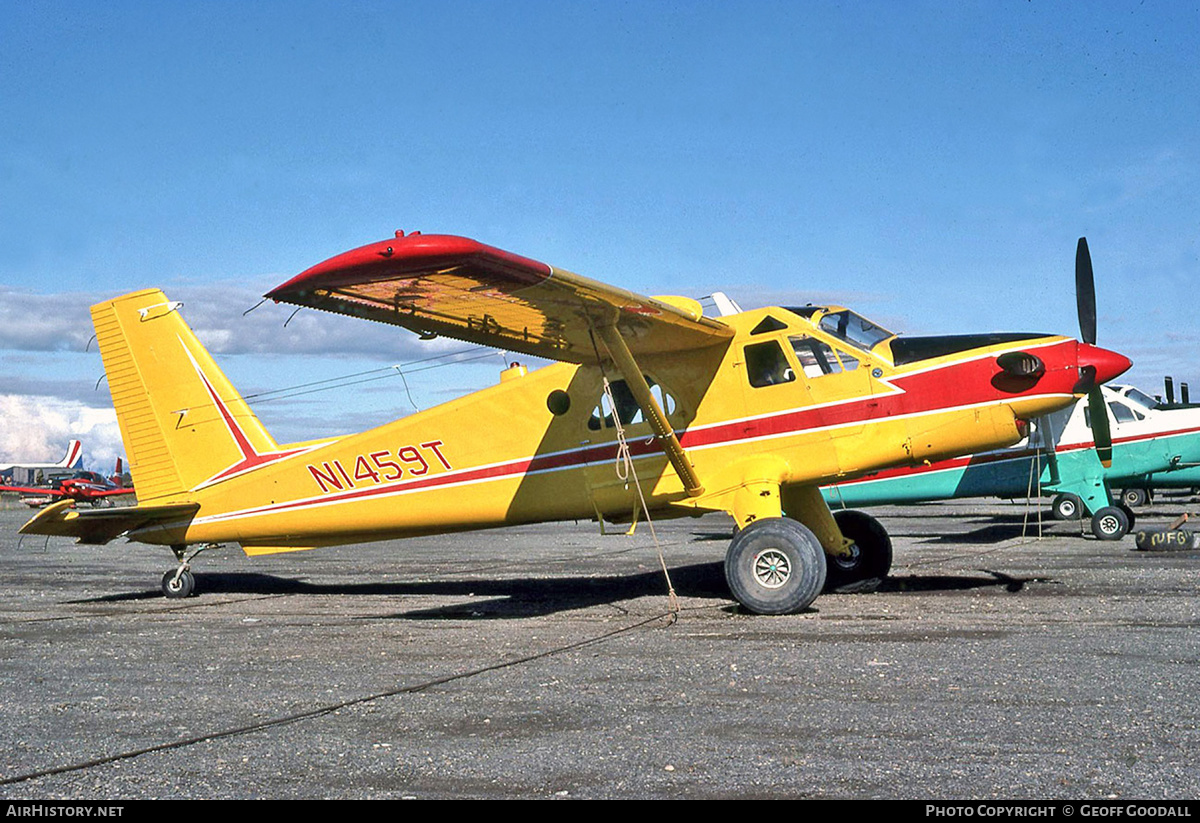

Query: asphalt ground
(1, 495), (1198, 800)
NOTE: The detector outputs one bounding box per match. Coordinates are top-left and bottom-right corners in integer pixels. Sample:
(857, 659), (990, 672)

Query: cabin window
(588, 377), (677, 430)
(789, 335), (857, 377)
(1084, 401), (1143, 428)
(745, 341), (796, 388)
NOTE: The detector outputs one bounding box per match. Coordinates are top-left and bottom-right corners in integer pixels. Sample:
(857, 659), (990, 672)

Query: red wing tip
(267, 233), (554, 299)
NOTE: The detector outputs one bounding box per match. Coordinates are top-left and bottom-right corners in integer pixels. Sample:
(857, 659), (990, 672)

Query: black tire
(825, 510), (893, 594)
(724, 518), (827, 615)
(1050, 493), (1083, 521)
(1091, 506), (1130, 541)
(162, 569), (195, 599)
(1118, 503), (1136, 531)
(1120, 488), (1148, 508)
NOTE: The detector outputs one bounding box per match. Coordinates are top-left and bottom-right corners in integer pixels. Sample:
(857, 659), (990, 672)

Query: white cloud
(0, 282), (453, 360)
(0, 395), (123, 473)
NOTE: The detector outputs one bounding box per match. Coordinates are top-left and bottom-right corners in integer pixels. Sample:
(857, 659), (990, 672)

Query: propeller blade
(1075, 237), (1097, 345)
(1088, 387), (1113, 468)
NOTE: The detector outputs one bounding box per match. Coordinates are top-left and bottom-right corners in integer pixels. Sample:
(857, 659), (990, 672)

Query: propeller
(1075, 237), (1112, 467)
(1075, 237), (1097, 346)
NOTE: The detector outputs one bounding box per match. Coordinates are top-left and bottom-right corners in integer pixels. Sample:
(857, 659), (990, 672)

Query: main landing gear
(723, 510), (894, 614)
(825, 510), (893, 594)
(1090, 505), (1134, 541)
(724, 518), (827, 615)
(1050, 493), (1135, 541)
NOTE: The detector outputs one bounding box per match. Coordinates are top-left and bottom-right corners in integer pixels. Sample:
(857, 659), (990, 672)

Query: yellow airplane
(21, 232), (1131, 614)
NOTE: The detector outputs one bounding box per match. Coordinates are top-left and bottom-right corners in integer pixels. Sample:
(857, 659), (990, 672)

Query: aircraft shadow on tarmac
(69, 563), (1048, 618)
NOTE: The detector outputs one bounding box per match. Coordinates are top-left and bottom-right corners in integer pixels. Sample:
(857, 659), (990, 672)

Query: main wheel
(1118, 502), (1136, 532)
(724, 517), (827, 615)
(1050, 493), (1083, 521)
(1090, 506), (1130, 541)
(1120, 488), (1148, 508)
(161, 569), (195, 599)
(825, 510), (893, 593)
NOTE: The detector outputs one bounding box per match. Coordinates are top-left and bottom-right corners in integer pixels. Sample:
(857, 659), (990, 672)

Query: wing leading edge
(266, 233), (734, 363)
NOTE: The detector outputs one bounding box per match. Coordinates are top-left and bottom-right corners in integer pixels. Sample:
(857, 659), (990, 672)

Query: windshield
(1122, 387), (1160, 410)
(816, 310), (893, 351)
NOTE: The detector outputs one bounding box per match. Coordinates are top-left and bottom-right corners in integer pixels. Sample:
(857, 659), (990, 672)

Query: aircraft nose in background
(1078, 343), (1133, 384)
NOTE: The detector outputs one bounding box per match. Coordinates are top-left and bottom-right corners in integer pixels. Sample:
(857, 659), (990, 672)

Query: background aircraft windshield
(1122, 387), (1160, 409)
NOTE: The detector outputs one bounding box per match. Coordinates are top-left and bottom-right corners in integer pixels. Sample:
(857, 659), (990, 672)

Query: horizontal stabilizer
(20, 500), (200, 545)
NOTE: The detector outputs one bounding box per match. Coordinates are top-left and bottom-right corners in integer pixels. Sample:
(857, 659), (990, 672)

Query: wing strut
(596, 325), (704, 498)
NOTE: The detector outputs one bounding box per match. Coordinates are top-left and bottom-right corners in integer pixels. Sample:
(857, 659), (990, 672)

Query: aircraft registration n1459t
(21, 233), (1131, 613)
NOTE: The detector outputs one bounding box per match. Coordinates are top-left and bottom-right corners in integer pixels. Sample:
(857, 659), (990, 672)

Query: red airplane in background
(1, 459), (133, 508)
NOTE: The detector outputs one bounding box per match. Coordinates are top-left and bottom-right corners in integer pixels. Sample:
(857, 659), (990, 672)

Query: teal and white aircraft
(822, 384), (1200, 541)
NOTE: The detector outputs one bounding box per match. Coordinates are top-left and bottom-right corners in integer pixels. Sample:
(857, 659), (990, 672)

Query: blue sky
(2, 0), (1198, 470)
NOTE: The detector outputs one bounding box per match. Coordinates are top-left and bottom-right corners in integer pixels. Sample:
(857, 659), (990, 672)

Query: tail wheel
(826, 510), (893, 593)
(1050, 493), (1083, 521)
(161, 569), (195, 599)
(1091, 506), (1130, 541)
(724, 518), (827, 615)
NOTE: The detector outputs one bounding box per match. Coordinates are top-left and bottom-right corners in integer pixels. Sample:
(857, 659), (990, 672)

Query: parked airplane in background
(0, 440), (83, 479)
(21, 233), (1129, 612)
(1102, 383), (1200, 509)
(2, 459), (132, 508)
(823, 383), (1200, 540)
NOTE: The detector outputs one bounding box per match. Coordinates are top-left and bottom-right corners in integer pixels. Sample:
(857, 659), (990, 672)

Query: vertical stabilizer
(59, 440), (83, 469)
(91, 289), (279, 503)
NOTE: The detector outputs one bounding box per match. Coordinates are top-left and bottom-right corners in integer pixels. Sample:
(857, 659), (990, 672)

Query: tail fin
(58, 440), (83, 469)
(91, 289), (279, 503)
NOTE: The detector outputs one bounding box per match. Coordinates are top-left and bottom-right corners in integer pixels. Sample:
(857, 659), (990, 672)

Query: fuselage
(126, 303), (1117, 554)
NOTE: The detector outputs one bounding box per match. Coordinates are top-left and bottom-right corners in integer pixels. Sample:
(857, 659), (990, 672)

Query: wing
(90, 488), (136, 498)
(0, 485), (65, 496)
(266, 233), (734, 364)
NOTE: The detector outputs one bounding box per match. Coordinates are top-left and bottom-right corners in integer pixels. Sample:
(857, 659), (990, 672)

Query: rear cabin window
(588, 377), (677, 430)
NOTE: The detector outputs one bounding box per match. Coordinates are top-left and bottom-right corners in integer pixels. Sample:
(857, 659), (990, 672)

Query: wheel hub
(752, 548), (792, 589)
(832, 541), (861, 571)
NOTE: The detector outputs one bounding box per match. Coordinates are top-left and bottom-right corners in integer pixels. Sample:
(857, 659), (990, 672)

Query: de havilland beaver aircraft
(20, 233), (1130, 613)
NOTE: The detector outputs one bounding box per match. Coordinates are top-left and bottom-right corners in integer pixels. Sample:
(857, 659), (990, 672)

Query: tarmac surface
(1, 496), (1198, 800)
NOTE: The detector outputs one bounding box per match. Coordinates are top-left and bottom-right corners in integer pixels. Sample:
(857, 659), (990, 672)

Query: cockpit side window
(789, 335), (858, 377)
(744, 341), (796, 388)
